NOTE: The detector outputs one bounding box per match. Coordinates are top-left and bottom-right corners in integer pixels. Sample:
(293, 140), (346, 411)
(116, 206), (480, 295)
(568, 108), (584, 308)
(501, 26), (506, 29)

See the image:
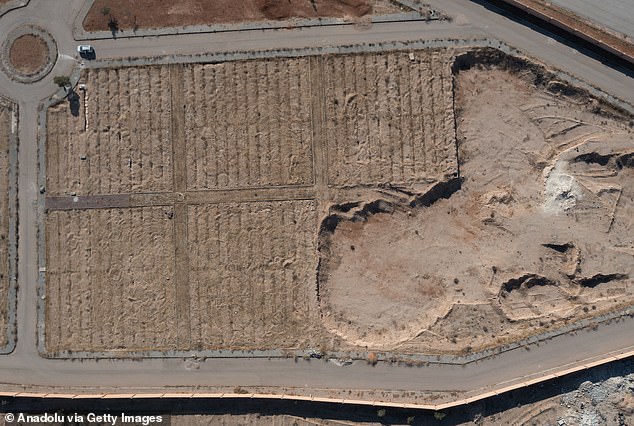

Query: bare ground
(44, 49), (634, 356)
(187, 201), (320, 350)
(183, 60), (314, 190)
(46, 67), (174, 196)
(319, 55), (634, 353)
(45, 207), (177, 353)
(8, 34), (48, 75)
(323, 51), (457, 187)
(0, 104), (10, 349)
(82, 0), (405, 32)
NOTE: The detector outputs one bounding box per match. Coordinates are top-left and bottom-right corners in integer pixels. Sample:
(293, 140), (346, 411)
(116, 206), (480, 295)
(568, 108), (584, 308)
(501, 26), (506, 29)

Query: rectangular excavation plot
(46, 67), (173, 196)
(323, 51), (458, 187)
(188, 200), (319, 350)
(45, 207), (177, 353)
(183, 59), (314, 190)
(0, 105), (11, 349)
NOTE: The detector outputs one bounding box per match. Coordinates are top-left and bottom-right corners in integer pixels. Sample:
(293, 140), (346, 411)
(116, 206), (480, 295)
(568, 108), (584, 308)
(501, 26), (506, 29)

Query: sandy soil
(319, 56), (634, 352)
(188, 201), (320, 350)
(43, 52), (461, 355)
(183, 60), (314, 190)
(82, 0), (402, 32)
(45, 207), (176, 353)
(324, 51), (457, 187)
(47, 67), (173, 196)
(44, 49), (633, 356)
(8, 34), (48, 75)
(0, 105), (10, 349)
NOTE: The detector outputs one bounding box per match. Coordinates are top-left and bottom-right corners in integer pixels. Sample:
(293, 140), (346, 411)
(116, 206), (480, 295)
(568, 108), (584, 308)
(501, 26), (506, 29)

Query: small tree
(434, 411), (446, 421)
(101, 6), (111, 15)
(108, 15), (119, 38)
(53, 76), (71, 87)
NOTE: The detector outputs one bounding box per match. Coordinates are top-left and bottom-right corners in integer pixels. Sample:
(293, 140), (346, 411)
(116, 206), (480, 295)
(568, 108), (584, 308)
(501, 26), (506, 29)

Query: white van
(77, 45), (94, 58)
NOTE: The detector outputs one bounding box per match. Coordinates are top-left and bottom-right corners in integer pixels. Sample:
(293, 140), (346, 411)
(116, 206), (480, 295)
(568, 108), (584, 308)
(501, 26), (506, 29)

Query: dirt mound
(8, 34), (48, 75)
(317, 50), (634, 353)
(318, 201), (453, 348)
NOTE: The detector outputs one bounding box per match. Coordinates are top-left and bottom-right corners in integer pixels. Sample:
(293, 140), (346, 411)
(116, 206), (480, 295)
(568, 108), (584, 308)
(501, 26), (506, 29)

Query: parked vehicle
(77, 45), (95, 59)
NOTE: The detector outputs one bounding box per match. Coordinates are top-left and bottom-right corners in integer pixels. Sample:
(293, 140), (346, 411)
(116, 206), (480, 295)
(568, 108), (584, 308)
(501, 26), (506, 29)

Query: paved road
(6, 320), (634, 393)
(550, 0), (634, 39)
(0, 0), (631, 400)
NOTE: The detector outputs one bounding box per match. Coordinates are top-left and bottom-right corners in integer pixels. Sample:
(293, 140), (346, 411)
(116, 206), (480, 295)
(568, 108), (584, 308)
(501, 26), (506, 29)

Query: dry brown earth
(8, 34), (48, 75)
(188, 201), (319, 350)
(44, 51), (456, 355)
(323, 51), (457, 187)
(0, 102), (11, 349)
(47, 67), (173, 196)
(82, 0), (404, 32)
(319, 56), (634, 353)
(44, 49), (634, 356)
(183, 60), (314, 190)
(45, 207), (176, 353)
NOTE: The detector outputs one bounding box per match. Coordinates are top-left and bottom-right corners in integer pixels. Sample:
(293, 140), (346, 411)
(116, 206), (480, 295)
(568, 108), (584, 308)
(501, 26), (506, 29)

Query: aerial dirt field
(8, 34), (48, 75)
(0, 102), (11, 349)
(188, 201), (319, 350)
(46, 67), (173, 196)
(83, 0), (405, 32)
(319, 50), (634, 353)
(183, 60), (314, 190)
(44, 49), (633, 356)
(45, 207), (176, 353)
(323, 51), (457, 187)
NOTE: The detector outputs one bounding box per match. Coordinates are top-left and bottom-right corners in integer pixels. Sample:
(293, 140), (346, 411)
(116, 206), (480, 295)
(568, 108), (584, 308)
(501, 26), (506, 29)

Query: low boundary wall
(1, 349), (631, 410)
(500, 0), (634, 64)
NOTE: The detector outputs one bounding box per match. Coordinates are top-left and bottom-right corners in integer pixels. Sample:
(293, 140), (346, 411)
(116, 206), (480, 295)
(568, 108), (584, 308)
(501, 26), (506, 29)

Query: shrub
(367, 352), (378, 366)
(53, 76), (71, 87)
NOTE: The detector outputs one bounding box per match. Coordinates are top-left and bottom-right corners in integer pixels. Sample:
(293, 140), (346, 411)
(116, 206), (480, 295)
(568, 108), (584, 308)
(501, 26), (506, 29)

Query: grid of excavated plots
(43, 51), (457, 355)
(324, 51), (457, 186)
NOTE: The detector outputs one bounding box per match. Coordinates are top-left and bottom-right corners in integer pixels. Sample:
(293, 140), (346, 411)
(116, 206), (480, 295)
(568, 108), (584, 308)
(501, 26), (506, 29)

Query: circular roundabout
(1, 25), (57, 83)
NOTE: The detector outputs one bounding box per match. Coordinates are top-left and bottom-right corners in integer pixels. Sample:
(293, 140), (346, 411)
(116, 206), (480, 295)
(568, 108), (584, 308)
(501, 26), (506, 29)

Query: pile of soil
(8, 34), (48, 75)
(83, 0), (372, 31)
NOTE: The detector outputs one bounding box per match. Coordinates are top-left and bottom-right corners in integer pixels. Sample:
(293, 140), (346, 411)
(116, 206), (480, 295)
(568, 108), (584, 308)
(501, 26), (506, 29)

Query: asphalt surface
(550, 0), (634, 39)
(0, 0), (632, 399)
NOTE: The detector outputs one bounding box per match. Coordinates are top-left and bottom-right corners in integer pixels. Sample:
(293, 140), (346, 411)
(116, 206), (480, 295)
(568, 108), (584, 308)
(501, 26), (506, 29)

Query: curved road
(0, 0), (632, 402)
